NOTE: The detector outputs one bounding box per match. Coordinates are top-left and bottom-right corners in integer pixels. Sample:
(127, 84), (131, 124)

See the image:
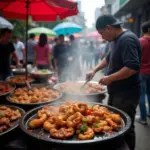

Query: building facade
(107, 0), (150, 37)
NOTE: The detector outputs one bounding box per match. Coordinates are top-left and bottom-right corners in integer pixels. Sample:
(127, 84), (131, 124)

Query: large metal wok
(54, 81), (107, 102)
(0, 81), (16, 97)
(6, 75), (34, 87)
(0, 105), (25, 145)
(7, 84), (62, 111)
(20, 102), (131, 148)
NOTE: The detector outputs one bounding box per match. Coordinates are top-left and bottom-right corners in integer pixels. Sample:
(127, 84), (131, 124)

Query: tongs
(80, 77), (91, 91)
(25, 80), (32, 91)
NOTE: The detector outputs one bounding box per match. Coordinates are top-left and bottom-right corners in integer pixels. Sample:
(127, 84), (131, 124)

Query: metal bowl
(54, 81), (107, 102)
(30, 70), (54, 80)
(20, 102), (131, 148)
(6, 75), (34, 87)
(12, 68), (26, 75)
(0, 81), (16, 97)
(0, 105), (25, 145)
(7, 84), (63, 111)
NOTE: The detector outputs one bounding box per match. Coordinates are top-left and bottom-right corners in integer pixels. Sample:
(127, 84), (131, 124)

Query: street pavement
(79, 63), (150, 150)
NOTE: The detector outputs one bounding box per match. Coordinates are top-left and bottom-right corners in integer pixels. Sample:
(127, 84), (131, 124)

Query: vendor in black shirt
(0, 28), (21, 80)
(86, 14), (141, 150)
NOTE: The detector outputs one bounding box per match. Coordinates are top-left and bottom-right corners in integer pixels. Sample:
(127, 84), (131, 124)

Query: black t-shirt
(53, 43), (70, 69)
(106, 30), (141, 94)
(0, 42), (15, 78)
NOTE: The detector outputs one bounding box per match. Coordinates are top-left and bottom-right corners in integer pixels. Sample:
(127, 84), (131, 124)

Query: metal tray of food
(0, 105), (25, 144)
(6, 84), (62, 110)
(54, 81), (107, 96)
(0, 81), (16, 97)
(6, 75), (34, 87)
(20, 101), (131, 147)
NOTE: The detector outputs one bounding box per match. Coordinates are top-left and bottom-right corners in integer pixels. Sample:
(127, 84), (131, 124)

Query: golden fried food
(77, 127), (94, 140)
(50, 127), (75, 139)
(28, 102), (122, 140)
(10, 87), (60, 104)
(67, 112), (83, 127)
(7, 75), (33, 84)
(28, 114), (47, 128)
(0, 106), (21, 133)
(57, 82), (105, 94)
(0, 83), (13, 95)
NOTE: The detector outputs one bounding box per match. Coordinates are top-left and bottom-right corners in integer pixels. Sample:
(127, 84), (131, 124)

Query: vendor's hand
(86, 70), (95, 81)
(23, 59), (26, 65)
(17, 63), (23, 68)
(10, 65), (16, 69)
(99, 76), (113, 85)
(68, 57), (73, 62)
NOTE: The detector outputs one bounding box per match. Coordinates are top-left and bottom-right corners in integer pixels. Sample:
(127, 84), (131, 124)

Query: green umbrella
(28, 27), (57, 37)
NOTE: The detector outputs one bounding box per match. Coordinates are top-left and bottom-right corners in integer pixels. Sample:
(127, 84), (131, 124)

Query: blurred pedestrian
(34, 33), (52, 69)
(94, 41), (100, 65)
(138, 21), (150, 125)
(27, 33), (36, 64)
(86, 14), (141, 150)
(12, 35), (26, 65)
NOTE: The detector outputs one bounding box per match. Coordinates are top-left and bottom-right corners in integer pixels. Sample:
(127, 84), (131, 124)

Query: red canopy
(0, 0), (78, 21)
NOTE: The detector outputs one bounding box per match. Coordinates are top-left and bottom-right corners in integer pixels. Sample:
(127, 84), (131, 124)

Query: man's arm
(11, 52), (21, 67)
(93, 58), (108, 73)
(100, 38), (140, 85)
(22, 48), (26, 64)
(21, 42), (26, 64)
(109, 67), (137, 81)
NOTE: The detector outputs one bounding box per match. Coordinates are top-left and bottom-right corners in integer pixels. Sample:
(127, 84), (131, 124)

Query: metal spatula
(80, 77), (91, 91)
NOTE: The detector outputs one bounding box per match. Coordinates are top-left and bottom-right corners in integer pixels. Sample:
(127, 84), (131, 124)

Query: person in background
(27, 33), (36, 64)
(51, 38), (59, 70)
(53, 35), (70, 82)
(34, 33), (51, 69)
(87, 41), (95, 69)
(0, 28), (21, 80)
(94, 41), (100, 66)
(68, 35), (81, 80)
(99, 40), (107, 60)
(86, 14), (141, 150)
(12, 36), (26, 65)
(138, 21), (150, 125)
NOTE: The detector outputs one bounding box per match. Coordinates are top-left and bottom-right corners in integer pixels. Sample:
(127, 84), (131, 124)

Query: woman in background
(34, 33), (51, 69)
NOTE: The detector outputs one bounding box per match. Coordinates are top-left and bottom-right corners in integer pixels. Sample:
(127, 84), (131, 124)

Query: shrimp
(109, 114), (121, 124)
(93, 105), (100, 111)
(105, 118), (119, 130)
(77, 127), (94, 140)
(92, 120), (108, 133)
(65, 106), (75, 117)
(50, 127), (74, 139)
(103, 126), (113, 132)
(73, 103), (87, 113)
(55, 115), (67, 126)
(43, 116), (57, 131)
(28, 114), (47, 128)
(82, 115), (98, 124)
(67, 112), (83, 127)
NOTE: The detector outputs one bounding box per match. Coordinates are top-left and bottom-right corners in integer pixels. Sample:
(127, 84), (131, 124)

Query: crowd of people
(0, 14), (150, 150)
(0, 28), (109, 82)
